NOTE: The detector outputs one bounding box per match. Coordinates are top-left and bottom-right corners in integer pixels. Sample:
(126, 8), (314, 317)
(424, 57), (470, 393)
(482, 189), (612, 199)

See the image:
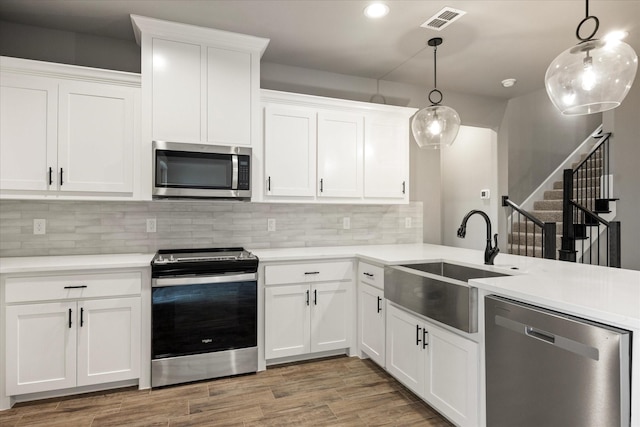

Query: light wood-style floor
(0, 356), (453, 426)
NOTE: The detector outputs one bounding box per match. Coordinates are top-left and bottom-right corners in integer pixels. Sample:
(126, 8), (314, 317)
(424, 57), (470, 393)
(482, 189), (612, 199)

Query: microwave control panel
(238, 155), (250, 190)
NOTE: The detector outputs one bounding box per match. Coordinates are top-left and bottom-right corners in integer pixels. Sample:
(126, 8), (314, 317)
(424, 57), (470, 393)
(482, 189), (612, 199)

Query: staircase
(508, 153), (601, 259)
(504, 126), (620, 266)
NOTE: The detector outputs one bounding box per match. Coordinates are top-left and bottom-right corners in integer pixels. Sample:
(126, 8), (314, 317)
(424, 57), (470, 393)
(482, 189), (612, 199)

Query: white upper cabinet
(0, 57), (141, 200)
(317, 112), (363, 198)
(364, 116), (409, 199)
(0, 73), (57, 192)
(264, 105), (317, 197)
(259, 90), (416, 204)
(132, 15), (269, 148)
(151, 38), (202, 143)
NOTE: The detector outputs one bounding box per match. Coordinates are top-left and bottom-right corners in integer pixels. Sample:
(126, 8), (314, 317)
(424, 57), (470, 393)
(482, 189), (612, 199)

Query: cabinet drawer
(358, 262), (384, 290)
(5, 271), (142, 303)
(265, 261), (353, 285)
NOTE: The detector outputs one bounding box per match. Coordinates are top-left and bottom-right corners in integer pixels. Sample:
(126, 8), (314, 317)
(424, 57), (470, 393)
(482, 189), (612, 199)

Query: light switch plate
(343, 217), (351, 229)
(481, 189), (491, 199)
(267, 218), (276, 232)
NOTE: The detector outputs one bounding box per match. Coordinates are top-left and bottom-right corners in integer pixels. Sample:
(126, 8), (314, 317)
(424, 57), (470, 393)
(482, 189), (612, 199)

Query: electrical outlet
(405, 217), (412, 229)
(146, 218), (157, 233)
(343, 217), (351, 230)
(33, 219), (46, 235)
(267, 218), (276, 232)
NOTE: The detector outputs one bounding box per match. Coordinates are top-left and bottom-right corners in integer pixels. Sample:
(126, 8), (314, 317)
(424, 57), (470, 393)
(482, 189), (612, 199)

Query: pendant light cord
(433, 44), (438, 89)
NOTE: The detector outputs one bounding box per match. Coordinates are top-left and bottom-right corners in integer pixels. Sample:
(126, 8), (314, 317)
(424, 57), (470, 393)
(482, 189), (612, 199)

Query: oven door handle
(152, 272), (257, 287)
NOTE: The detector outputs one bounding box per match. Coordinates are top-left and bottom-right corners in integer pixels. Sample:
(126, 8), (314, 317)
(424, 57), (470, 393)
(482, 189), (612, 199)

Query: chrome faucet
(457, 210), (499, 265)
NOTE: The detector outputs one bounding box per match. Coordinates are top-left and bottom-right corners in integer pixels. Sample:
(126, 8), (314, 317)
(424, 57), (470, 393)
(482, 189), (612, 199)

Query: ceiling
(0, 0), (638, 100)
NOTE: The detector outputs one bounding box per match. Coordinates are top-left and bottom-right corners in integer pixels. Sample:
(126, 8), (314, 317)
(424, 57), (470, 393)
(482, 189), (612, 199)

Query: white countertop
(0, 253), (154, 274)
(251, 243), (640, 330)
(1, 244), (638, 329)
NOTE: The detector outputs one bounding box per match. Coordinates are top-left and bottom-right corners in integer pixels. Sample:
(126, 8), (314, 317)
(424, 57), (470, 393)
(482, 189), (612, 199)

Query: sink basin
(385, 262), (510, 333)
(400, 261), (509, 283)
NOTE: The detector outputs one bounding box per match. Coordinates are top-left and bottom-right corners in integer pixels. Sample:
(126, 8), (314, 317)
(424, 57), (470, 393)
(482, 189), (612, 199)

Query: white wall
(441, 126), (498, 250)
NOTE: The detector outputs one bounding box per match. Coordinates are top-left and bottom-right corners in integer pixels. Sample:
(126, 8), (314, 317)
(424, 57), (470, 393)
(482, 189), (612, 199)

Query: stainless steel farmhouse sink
(384, 262), (510, 333)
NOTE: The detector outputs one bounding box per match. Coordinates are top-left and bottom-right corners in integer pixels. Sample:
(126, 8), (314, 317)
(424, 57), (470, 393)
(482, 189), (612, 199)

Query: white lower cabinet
(4, 270), (143, 396)
(6, 297), (140, 395)
(385, 302), (479, 427)
(359, 283), (385, 367)
(264, 261), (353, 360)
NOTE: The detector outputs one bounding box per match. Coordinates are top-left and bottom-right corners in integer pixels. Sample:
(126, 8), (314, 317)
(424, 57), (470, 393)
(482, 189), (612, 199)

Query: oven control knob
(169, 255), (175, 262)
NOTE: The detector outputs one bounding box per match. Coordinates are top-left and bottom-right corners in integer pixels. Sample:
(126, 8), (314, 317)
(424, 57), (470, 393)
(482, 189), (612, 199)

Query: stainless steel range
(151, 247), (258, 387)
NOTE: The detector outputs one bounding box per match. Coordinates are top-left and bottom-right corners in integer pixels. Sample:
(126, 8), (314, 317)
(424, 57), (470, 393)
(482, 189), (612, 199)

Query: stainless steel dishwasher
(485, 295), (631, 427)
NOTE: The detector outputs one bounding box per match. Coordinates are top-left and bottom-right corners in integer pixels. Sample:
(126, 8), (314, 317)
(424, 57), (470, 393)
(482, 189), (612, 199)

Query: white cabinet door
(6, 302), (77, 395)
(151, 37), (202, 142)
(359, 283), (385, 367)
(265, 284), (311, 359)
(310, 281), (350, 353)
(364, 116), (408, 199)
(424, 321), (479, 427)
(0, 73), (57, 191)
(76, 297), (141, 387)
(385, 303), (425, 397)
(57, 81), (135, 193)
(264, 106), (316, 197)
(207, 46), (251, 146)
(317, 112), (363, 198)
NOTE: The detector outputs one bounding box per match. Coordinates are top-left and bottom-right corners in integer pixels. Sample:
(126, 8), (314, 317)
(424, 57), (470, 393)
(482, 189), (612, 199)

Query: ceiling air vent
(420, 7), (466, 31)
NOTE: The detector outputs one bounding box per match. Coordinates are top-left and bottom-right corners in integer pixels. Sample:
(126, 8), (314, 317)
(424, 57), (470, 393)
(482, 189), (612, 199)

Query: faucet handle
(493, 233), (499, 250)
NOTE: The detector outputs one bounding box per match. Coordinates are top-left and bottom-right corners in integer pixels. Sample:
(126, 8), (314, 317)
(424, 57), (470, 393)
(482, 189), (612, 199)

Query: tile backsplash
(0, 200), (423, 257)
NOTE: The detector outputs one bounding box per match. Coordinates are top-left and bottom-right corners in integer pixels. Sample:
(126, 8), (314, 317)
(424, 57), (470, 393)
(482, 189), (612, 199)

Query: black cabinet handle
(306, 290), (310, 306)
(68, 308), (72, 328)
(80, 307), (84, 327)
(63, 285), (87, 289)
(314, 289), (317, 305)
(49, 167), (53, 185)
(377, 296), (382, 313)
(416, 325), (422, 346)
(402, 181), (406, 194)
(363, 272), (374, 278)
(60, 168), (64, 186)
(320, 178), (323, 193)
(423, 329), (428, 349)
(304, 271), (320, 275)
(267, 176), (271, 192)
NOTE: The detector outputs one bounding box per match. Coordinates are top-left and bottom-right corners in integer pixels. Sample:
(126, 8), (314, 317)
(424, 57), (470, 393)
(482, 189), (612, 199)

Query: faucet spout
(457, 210), (500, 265)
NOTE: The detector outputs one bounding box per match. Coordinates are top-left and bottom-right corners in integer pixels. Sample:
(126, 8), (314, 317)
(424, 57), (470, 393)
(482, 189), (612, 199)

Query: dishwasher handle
(525, 326), (555, 344)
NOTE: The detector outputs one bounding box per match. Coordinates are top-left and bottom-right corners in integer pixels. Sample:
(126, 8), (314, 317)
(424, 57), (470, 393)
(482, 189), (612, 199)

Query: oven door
(151, 273), (257, 360)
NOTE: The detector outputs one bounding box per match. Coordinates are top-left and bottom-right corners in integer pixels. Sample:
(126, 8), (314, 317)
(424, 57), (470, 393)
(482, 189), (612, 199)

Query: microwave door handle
(231, 154), (239, 190)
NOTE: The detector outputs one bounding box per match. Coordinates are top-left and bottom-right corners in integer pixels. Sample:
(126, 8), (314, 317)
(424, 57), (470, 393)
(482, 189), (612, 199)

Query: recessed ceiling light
(501, 78), (517, 88)
(364, 3), (389, 19)
(604, 30), (629, 41)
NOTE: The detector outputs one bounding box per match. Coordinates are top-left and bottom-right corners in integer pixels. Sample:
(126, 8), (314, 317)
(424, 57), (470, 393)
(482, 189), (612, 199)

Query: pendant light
(545, 0), (638, 115)
(412, 37), (461, 149)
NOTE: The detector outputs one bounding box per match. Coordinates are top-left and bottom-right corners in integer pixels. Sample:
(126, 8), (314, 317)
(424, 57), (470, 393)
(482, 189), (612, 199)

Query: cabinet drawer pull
(60, 167), (64, 186)
(68, 308), (72, 328)
(80, 307), (84, 327)
(48, 167), (53, 185)
(363, 272), (374, 278)
(314, 289), (317, 305)
(304, 271), (320, 275)
(423, 329), (428, 349)
(377, 296), (382, 313)
(63, 285), (88, 289)
(306, 290), (310, 306)
(416, 325), (422, 346)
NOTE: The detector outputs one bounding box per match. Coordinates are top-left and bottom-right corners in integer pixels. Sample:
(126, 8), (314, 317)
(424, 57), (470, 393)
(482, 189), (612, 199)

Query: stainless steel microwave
(152, 141), (251, 199)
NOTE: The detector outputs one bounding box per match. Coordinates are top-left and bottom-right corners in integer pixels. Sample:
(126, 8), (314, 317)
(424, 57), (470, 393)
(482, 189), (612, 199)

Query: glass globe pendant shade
(411, 105), (461, 149)
(545, 38), (638, 115)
